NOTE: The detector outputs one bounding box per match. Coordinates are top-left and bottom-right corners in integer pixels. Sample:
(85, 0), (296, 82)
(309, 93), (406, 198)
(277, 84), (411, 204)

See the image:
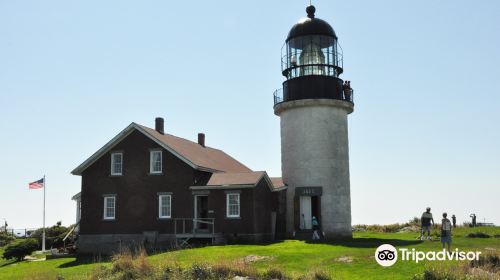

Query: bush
(470, 253), (500, 272)
(188, 263), (214, 280)
(2, 238), (39, 261)
(30, 223), (73, 249)
(91, 252), (316, 280)
(297, 270), (332, 280)
(110, 250), (153, 280)
(466, 232), (491, 238)
(353, 217), (424, 233)
(262, 268), (290, 280)
(353, 223), (405, 233)
(412, 252), (500, 280)
(0, 231), (15, 246)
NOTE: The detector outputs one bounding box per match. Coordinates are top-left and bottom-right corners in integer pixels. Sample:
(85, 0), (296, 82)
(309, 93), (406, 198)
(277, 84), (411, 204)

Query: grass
(0, 226), (498, 279)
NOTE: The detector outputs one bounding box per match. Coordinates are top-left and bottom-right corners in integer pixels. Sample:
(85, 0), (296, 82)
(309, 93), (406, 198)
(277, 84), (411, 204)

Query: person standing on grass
(312, 216), (320, 240)
(419, 207), (434, 240)
(441, 213), (452, 251)
(451, 214), (457, 228)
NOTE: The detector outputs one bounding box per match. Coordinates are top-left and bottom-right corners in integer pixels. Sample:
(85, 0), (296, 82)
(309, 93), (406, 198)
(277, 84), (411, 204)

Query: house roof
(206, 171), (266, 186)
(190, 171), (286, 192)
(71, 123), (252, 175)
(137, 125), (251, 173)
(270, 177), (285, 189)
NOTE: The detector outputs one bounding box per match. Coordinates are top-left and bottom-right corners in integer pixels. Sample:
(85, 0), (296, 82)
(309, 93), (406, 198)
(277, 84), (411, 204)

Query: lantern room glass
(282, 35), (343, 80)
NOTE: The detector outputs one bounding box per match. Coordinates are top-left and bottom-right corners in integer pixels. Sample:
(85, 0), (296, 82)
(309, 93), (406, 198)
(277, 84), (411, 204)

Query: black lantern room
(275, 5), (352, 105)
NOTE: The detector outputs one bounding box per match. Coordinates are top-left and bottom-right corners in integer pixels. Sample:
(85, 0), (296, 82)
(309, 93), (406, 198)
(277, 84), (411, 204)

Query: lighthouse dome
(286, 6), (337, 42)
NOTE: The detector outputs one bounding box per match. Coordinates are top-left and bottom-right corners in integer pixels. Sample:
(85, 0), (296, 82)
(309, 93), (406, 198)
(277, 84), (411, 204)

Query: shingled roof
(71, 122), (251, 175)
(137, 125), (251, 173)
(206, 171), (266, 186)
(190, 171), (286, 192)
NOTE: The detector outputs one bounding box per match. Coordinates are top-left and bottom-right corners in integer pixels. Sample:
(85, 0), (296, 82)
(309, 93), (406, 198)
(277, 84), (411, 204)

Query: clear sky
(0, 0), (499, 230)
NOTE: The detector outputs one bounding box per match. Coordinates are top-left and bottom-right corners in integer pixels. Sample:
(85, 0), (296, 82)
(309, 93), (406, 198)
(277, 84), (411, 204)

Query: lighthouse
(274, 5), (354, 239)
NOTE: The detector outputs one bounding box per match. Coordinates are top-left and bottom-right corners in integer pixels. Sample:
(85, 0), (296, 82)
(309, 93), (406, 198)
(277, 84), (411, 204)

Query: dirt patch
(334, 256), (353, 263)
(242, 255), (272, 263)
(24, 256), (46, 262)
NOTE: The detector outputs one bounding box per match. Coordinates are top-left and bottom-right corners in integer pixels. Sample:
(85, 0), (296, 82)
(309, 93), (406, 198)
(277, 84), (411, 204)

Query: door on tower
(194, 195), (209, 232)
(296, 187), (323, 232)
(299, 196), (321, 230)
(300, 196), (312, 229)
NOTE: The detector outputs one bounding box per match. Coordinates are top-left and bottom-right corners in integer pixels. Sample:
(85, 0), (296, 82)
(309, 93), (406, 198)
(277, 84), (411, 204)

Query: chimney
(155, 117), (164, 135)
(198, 133), (205, 147)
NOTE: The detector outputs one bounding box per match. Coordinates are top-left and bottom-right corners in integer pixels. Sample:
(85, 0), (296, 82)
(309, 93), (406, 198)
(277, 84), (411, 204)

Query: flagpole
(42, 175), (46, 252)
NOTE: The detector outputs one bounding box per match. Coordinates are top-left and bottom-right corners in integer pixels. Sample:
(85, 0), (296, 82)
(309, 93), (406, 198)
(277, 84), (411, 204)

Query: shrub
(466, 232), (491, 238)
(262, 267), (290, 280)
(212, 261), (258, 279)
(311, 270), (331, 280)
(353, 223), (405, 233)
(0, 231), (15, 246)
(412, 252), (500, 280)
(30, 223), (72, 249)
(470, 253), (500, 272)
(161, 264), (184, 280)
(2, 238), (39, 261)
(110, 250), (153, 280)
(188, 263), (214, 280)
(298, 270), (332, 280)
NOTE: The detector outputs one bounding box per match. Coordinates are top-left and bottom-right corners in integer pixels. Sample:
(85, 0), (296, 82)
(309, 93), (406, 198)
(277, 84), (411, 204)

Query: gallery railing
(273, 88), (354, 105)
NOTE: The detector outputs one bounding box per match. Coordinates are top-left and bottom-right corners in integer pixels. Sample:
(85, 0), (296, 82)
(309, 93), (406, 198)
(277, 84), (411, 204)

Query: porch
(171, 218), (218, 247)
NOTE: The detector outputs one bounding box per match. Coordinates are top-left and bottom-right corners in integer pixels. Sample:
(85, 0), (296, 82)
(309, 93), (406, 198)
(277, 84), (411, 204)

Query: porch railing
(172, 218), (215, 245)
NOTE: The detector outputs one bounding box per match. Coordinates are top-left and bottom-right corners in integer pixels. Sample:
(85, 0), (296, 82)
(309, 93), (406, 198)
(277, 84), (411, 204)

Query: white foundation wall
(276, 99), (353, 238)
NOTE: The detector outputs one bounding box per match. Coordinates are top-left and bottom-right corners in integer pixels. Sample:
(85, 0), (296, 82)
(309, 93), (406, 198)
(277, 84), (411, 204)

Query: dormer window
(150, 150), (162, 174)
(110, 152), (123, 176)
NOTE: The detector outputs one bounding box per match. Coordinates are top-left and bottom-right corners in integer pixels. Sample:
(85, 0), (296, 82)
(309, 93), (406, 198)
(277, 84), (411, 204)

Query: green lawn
(0, 227), (499, 279)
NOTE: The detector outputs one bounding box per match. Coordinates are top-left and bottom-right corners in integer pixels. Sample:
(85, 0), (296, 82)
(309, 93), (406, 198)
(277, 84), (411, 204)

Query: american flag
(29, 178), (44, 189)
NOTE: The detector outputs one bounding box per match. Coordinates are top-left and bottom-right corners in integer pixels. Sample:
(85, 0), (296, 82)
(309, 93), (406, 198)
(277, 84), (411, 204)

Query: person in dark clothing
(451, 214), (456, 228)
(441, 213), (452, 251)
(470, 214), (477, 227)
(343, 81), (353, 101)
(419, 207), (434, 240)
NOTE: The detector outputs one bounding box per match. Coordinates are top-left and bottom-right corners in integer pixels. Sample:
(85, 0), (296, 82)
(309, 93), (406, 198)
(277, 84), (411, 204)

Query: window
(158, 194), (171, 218)
(226, 193), (240, 218)
(111, 152), (123, 175)
(103, 196), (116, 220)
(150, 150), (162, 174)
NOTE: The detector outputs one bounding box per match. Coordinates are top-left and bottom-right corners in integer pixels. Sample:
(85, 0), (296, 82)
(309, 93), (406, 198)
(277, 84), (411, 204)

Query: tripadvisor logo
(375, 244), (398, 267)
(375, 244), (482, 267)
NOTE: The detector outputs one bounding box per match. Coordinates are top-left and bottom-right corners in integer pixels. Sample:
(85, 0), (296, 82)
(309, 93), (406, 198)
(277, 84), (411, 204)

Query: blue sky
(0, 0), (499, 229)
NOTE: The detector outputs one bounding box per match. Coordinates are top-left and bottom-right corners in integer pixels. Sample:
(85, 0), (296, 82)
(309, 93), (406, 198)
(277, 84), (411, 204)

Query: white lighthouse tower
(274, 5), (354, 239)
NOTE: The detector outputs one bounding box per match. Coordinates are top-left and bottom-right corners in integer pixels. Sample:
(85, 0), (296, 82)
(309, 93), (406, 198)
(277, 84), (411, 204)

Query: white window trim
(103, 196), (116, 220)
(110, 152), (123, 176)
(158, 194), (171, 219)
(150, 150), (162, 174)
(226, 193), (240, 218)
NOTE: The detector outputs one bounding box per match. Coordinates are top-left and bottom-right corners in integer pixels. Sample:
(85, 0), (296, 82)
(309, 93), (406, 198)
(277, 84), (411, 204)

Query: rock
(334, 256), (353, 263)
(243, 255), (272, 263)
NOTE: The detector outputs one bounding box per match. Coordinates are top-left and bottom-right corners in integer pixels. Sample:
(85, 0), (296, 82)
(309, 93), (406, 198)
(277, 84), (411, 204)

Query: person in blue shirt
(312, 216), (320, 240)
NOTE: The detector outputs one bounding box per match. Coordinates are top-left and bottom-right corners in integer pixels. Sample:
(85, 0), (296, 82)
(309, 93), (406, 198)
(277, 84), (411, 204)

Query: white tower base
(274, 99), (354, 239)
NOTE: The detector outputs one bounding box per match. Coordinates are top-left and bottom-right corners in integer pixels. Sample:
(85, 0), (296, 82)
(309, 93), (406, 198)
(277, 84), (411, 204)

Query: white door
(300, 196), (312, 229)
